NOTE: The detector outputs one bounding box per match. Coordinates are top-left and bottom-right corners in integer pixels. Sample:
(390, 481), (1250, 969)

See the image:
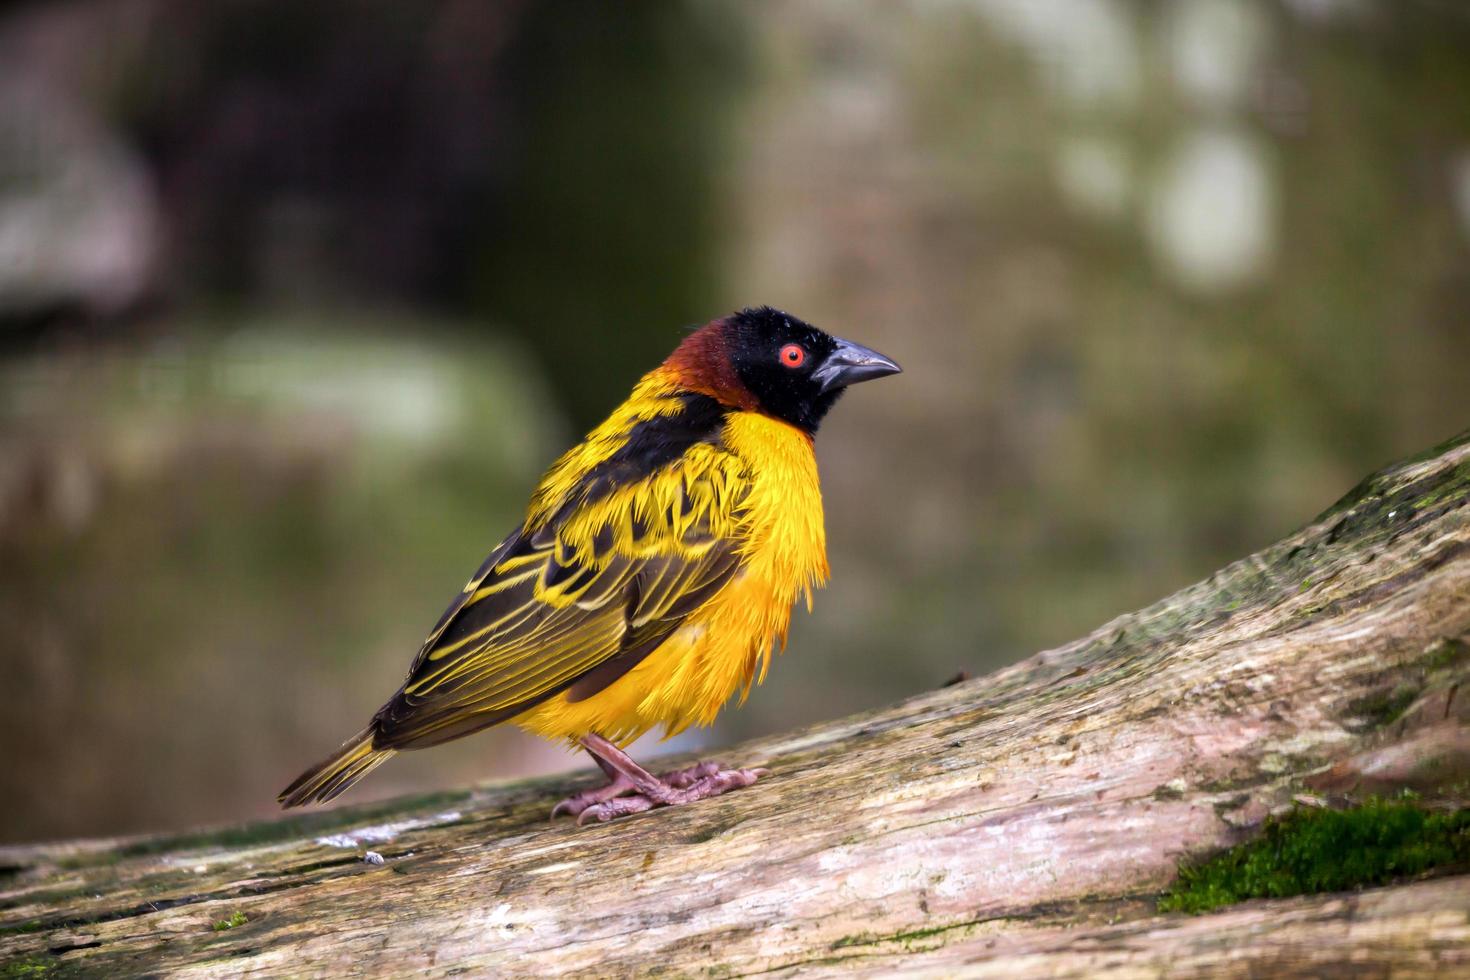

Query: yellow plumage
(280, 307), (896, 813)
(516, 380), (828, 745)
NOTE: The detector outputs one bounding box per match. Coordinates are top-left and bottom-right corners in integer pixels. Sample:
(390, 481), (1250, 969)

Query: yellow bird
(279, 307), (900, 822)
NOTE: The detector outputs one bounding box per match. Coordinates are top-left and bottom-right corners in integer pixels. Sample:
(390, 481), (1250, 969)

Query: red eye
(779, 343), (806, 368)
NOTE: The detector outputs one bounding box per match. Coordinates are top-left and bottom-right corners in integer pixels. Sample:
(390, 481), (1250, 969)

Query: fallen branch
(4, 431), (1470, 977)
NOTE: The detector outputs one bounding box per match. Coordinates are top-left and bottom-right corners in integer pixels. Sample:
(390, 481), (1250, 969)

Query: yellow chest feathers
(516, 411), (829, 745)
(721, 411), (829, 605)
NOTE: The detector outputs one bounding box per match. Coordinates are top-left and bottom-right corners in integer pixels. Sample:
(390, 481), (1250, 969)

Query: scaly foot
(549, 761), (724, 819)
(575, 765), (768, 824)
(549, 734), (767, 824)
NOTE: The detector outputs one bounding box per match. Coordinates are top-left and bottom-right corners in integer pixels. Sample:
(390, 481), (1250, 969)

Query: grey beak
(812, 338), (903, 394)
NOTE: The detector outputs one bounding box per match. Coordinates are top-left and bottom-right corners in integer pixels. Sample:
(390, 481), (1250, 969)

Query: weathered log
(3, 430), (1470, 978)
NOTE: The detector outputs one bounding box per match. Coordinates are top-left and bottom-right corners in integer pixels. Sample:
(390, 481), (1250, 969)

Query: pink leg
(549, 750), (726, 819)
(550, 734), (768, 825)
(549, 750), (635, 819)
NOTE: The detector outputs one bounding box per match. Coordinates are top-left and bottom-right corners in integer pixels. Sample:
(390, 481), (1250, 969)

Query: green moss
(831, 931), (879, 949)
(1153, 781), (1186, 801)
(0, 960), (50, 978)
(1160, 801), (1470, 914)
(887, 923), (958, 944)
(1422, 637), (1469, 672)
(831, 918), (984, 951)
(1410, 461), (1470, 510)
(211, 910), (248, 931)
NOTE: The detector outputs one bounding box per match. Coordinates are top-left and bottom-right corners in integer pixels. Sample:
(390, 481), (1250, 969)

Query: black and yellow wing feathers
(370, 391), (748, 750)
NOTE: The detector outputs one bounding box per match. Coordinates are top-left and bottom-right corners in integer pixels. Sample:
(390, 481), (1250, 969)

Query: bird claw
(549, 773), (638, 820)
(577, 794), (657, 825)
(552, 736), (771, 826)
(551, 759), (727, 820)
(660, 759), (722, 788)
(549, 799), (576, 820)
(568, 765), (768, 825)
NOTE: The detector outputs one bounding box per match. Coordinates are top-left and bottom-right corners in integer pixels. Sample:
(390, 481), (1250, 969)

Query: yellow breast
(514, 411), (828, 746)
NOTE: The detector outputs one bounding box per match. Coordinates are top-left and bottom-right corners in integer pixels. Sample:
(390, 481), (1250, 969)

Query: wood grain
(3, 430), (1469, 978)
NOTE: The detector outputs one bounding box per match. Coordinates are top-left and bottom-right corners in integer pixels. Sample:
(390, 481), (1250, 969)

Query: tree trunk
(4, 431), (1470, 978)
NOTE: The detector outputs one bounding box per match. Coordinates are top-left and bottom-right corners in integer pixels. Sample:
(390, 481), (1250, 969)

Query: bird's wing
(371, 441), (748, 749)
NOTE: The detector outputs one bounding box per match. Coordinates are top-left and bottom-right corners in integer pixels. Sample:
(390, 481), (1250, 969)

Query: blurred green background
(1, 0), (1467, 844)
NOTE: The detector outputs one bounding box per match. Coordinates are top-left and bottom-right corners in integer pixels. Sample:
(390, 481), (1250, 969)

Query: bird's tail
(278, 727), (395, 808)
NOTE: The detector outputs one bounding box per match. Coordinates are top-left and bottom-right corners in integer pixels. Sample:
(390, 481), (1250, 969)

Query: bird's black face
(726, 307), (901, 433)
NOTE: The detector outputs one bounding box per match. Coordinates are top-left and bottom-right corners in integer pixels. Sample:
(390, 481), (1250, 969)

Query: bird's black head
(668, 306), (901, 434)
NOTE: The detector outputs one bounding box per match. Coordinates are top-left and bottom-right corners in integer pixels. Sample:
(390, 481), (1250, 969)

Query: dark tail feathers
(278, 727), (395, 808)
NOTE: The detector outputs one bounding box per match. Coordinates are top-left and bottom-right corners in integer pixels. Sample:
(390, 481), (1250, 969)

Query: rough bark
(4, 431), (1470, 978)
